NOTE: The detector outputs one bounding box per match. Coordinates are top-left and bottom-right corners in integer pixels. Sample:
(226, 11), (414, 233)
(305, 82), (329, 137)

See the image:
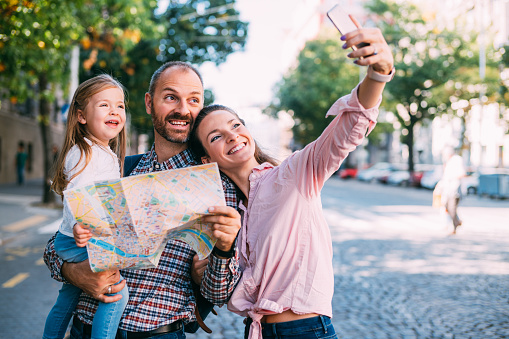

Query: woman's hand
(73, 223), (92, 247)
(342, 15), (394, 75)
(202, 206), (241, 254)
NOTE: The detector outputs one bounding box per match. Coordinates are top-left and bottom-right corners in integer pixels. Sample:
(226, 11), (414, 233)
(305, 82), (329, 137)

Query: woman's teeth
(229, 143), (245, 155)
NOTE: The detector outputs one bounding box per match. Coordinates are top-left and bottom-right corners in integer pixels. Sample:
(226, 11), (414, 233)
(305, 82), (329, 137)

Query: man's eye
(165, 95), (175, 100)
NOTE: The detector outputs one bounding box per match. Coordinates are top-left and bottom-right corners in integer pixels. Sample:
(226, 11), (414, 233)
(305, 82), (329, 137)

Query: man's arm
(201, 250), (241, 305)
(199, 206), (241, 304)
(43, 233), (67, 283)
(43, 232), (125, 303)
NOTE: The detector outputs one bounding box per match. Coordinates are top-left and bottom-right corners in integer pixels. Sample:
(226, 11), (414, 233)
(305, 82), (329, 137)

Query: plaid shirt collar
(131, 144), (198, 175)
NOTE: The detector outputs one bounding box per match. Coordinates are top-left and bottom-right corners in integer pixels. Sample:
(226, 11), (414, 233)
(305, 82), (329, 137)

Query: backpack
(123, 154), (216, 333)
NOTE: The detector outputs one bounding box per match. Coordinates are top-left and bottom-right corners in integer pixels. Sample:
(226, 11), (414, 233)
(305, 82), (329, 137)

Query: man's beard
(151, 104), (193, 144)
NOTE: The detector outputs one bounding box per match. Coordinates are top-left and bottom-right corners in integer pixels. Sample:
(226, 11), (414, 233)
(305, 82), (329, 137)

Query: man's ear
(145, 93), (152, 115)
(77, 110), (86, 124)
(201, 156), (211, 164)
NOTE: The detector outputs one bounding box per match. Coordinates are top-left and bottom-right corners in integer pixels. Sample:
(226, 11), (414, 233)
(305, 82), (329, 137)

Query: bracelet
(212, 245), (235, 258)
(367, 65), (395, 82)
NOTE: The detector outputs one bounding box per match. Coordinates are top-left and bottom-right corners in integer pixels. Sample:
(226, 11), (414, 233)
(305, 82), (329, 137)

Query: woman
(190, 24), (394, 339)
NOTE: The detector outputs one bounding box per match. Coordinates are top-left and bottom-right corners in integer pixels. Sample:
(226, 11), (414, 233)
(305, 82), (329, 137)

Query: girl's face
(78, 87), (126, 146)
(198, 110), (256, 171)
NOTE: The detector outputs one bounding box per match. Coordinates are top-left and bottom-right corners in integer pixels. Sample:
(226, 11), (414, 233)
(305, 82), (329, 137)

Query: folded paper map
(64, 163), (225, 272)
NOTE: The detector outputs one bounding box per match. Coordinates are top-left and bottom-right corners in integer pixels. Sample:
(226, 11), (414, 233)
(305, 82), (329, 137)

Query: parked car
(376, 163), (408, 184)
(461, 172), (479, 195)
(420, 165), (479, 195)
(420, 166), (443, 190)
(387, 164), (435, 187)
(357, 162), (393, 182)
(338, 167), (358, 179)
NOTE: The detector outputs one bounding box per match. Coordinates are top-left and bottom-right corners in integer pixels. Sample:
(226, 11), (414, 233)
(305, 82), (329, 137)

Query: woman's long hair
(51, 74), (127, 196)
(189, 104), (279, 166)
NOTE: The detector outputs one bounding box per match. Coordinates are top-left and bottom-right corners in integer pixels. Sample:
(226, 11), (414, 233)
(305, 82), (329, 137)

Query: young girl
(43, 74), (128, 339)
(189, 25), (394, 339)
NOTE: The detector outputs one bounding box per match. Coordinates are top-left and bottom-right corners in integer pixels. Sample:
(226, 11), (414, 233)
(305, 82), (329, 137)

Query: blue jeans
(246, 315), (337, 339)
(16, 166), (25, 185)
(43, 232), (129, 339)
(70, 317), (187, 339)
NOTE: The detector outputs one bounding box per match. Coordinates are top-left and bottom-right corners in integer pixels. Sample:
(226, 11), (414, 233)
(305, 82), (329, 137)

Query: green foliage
(0, 0), (85, 102)
(268, 36), (360, 147)
(364, 0), (501, 169)
(160, 0), (248, 65)
(80, 0), (248, 135)
(1, 0), (248, 136)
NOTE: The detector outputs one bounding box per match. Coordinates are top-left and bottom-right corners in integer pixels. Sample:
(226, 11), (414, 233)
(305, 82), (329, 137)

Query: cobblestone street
(1, 179), (508, 338)
(188, 179), (509, 338)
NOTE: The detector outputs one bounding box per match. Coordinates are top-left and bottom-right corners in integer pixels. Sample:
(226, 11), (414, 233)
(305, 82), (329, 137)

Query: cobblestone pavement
(2, 179), (508, 338)
(187, 179), (509, 339)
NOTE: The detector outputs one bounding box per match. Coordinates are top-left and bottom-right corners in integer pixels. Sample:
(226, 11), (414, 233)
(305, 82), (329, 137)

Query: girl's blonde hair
(51, 74), (127, 196)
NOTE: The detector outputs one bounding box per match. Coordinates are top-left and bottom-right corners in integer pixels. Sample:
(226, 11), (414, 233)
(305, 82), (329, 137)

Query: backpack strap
(123, 154), (144, 177)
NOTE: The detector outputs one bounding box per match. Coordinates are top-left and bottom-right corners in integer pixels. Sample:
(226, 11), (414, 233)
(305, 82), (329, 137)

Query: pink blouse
(227, 85), (381, 338)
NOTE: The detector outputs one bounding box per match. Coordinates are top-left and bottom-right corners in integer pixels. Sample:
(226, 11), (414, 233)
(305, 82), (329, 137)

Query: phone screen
(327, 5), (369, 50)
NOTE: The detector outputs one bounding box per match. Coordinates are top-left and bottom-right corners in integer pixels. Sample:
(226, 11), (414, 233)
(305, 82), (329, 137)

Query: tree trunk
(38, 73), (55, 204)
(407, 122), (415, 173)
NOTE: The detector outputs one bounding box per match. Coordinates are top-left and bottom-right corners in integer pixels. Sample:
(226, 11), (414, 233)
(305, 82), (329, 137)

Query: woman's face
(197, 110), (256, 171)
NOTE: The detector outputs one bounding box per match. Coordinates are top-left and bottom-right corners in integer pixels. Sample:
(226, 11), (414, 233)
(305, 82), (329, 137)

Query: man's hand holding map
(64, 163), (226, 272)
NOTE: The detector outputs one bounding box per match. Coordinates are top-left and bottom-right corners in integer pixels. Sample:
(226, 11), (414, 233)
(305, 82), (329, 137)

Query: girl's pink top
(227, 85), (381, 339)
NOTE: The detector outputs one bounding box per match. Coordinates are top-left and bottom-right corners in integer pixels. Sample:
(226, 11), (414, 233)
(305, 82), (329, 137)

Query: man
(43, 61), (241, 338)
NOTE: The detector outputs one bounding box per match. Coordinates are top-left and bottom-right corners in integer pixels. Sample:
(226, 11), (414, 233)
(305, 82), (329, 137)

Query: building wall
(0, 106), (65, 184)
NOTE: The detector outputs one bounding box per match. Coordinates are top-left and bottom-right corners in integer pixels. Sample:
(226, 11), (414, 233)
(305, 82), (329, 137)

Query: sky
(158, 0), (324, 111)
(199, 0), (323, 111)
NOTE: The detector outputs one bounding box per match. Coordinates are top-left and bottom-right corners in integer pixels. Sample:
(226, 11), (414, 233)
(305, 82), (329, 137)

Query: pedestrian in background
(15, 141), (28, 185)
(435, 147), (466, 235)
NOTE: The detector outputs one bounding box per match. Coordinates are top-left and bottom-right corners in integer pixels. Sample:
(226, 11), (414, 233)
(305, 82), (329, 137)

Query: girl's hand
(342, 15), (394, 75)
(202, 206), (241, 254)
(73, 223), (92, 247)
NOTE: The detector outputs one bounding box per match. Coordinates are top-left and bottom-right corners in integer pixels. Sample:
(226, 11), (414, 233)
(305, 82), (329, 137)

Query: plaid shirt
(43, 145), (241, 332)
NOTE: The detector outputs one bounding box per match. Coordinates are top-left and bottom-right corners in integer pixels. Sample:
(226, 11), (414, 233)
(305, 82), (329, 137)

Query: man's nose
(177, 100), (191, 115)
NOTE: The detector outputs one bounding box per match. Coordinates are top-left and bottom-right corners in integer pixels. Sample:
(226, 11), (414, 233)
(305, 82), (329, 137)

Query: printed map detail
(64, 163), (225, 272)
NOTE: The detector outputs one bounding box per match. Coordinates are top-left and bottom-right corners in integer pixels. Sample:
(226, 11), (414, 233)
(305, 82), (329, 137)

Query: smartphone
(327, 4), (369, 50)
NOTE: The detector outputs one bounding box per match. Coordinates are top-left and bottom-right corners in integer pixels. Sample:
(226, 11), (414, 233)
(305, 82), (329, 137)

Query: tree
(1, 0), (84, 203)
(1, 0), (248, 203)
(0, 0), (156, 203)
(365, 0), (500, 171)
(82, 0), (249, 139)
(267, 36), (360, 148)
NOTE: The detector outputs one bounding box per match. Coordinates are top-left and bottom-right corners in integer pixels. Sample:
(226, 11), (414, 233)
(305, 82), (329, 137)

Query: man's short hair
(148, 61), (203, 99)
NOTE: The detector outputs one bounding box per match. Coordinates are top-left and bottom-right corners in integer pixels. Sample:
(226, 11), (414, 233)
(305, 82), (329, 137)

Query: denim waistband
(260, 315), (332, 336)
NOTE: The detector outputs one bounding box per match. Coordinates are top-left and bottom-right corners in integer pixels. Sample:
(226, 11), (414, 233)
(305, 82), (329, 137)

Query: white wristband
(367, 66), (395, 82)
